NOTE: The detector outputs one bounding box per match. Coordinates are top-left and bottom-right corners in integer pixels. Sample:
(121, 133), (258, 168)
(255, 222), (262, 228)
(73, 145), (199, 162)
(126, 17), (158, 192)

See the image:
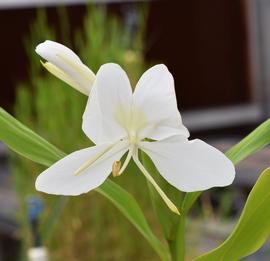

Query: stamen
(133, 152), (180, 215)
(118, 146), (135, 175)
(112, 161), (121, 177)
(74, 144), (115, 176)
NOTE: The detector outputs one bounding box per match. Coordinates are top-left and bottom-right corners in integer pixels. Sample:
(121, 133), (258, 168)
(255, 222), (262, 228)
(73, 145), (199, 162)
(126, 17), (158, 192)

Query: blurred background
(0, 0), (270, 260)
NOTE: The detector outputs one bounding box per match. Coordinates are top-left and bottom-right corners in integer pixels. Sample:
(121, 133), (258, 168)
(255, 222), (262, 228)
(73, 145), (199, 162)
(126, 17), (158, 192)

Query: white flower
(35, 40), (95, 95)
(35, 63), (235, 214)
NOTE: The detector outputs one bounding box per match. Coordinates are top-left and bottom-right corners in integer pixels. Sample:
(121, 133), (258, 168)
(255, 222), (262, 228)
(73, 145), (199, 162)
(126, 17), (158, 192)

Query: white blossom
(36, 63), (235, 214)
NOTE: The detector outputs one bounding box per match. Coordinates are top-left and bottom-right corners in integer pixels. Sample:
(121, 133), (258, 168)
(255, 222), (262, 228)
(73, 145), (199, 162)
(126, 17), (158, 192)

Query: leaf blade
(194, 168), (270, 261)
(226, 119), (270, 165)
(0, 107), (65, 166)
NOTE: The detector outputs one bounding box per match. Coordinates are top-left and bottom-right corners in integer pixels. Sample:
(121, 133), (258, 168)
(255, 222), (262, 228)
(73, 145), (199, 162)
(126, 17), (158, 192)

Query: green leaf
(0, 108), (169, 261)
(194, 167), (270, 261)
(182, 118), (270, 214)
(0, 107), (65, 166)
(226, 118), (270, 165)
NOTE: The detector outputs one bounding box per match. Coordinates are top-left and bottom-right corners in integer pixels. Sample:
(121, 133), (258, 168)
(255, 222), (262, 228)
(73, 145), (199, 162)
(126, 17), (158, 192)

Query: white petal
(139, 136), (235, 192)
(35, 141), (128, 195)
(133, 64), (189, 140)
(36, 40), (95, 95)
(82, 63), (132, 144)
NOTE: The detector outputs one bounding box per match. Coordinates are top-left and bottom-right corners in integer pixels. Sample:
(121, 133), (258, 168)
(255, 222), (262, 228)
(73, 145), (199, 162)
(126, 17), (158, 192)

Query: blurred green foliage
(13, 5), (161, 260)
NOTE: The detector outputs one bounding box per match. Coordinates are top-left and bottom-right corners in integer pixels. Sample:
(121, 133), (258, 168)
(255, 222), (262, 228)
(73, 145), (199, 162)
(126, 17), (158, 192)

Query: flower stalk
(169, 214), (186, 261)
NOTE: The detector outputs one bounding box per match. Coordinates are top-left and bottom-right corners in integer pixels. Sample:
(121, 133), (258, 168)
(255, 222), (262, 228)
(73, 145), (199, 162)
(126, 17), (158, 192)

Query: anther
(112, 161), (122, 177)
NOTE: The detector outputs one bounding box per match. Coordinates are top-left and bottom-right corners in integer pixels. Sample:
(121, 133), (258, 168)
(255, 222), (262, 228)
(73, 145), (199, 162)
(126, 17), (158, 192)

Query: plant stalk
(169, 214), (186, 261)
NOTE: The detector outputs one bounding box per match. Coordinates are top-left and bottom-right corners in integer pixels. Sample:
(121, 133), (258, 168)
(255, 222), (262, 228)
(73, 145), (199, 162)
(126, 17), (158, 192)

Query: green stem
(169, 214), (186, 261)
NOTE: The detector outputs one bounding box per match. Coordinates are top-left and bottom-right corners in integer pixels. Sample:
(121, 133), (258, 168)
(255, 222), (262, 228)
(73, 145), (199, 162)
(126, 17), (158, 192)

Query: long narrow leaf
(226, 118), (270, 165)
(0, 108), (169, 261)
(0, 108), (65, 165)
(194, 167), (270, 261)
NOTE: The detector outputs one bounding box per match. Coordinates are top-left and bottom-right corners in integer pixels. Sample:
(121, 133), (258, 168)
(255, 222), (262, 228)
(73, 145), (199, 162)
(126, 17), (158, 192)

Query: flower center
(129, 130), (137, 145)
(115, 103), (147, 143)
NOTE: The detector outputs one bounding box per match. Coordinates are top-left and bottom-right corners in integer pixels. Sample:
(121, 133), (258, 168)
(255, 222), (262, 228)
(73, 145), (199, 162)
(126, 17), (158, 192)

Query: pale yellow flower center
(115, 103), (147, 145)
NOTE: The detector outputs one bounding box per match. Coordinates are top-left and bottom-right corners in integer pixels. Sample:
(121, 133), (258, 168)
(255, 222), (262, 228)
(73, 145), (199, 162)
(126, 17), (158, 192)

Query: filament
(74, 144), (115, 176)
(118, 145), (135, 176)
(133, 150), (180, 215)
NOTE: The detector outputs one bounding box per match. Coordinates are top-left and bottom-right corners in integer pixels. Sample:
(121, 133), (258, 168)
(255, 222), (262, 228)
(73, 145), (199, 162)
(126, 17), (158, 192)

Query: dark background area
(0, 0), (250, 111)
(146, 0), (250, 110)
